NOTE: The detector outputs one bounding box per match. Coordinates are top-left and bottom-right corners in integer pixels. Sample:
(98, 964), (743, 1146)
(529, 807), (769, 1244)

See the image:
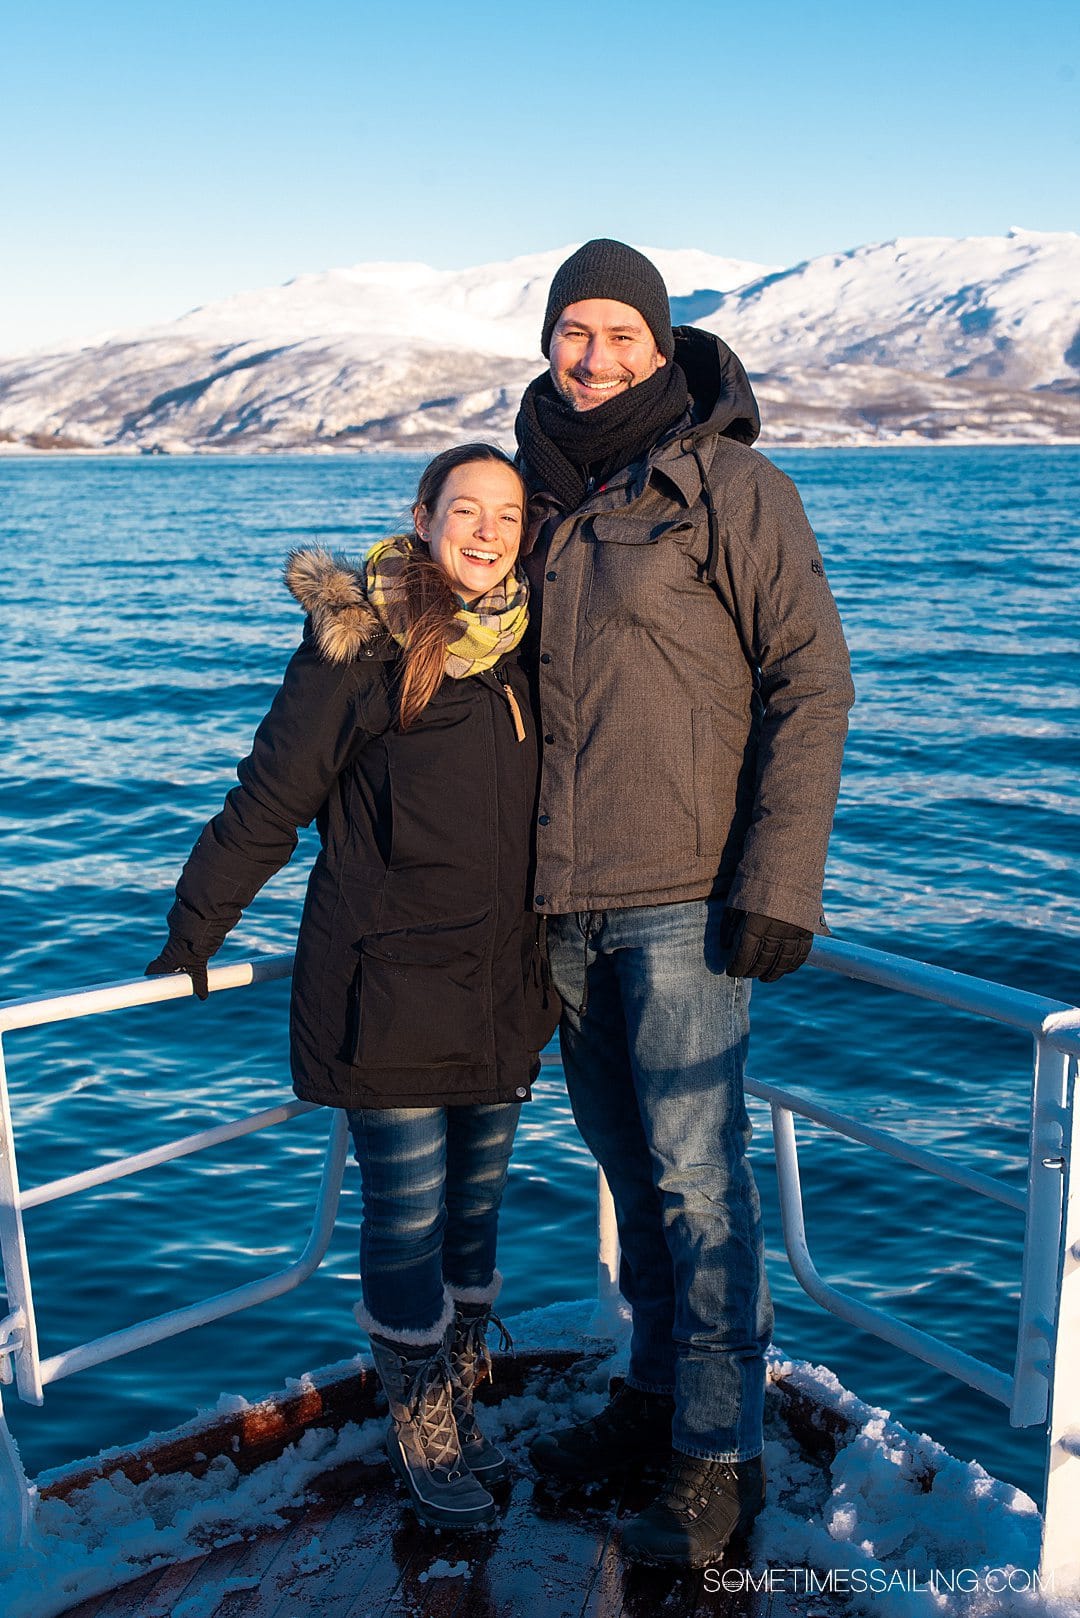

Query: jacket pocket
(352, 909), (493, 1068)
(585, 514), (692, 630)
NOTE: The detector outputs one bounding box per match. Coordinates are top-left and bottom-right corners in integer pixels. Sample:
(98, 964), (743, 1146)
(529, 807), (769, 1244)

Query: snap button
(538, 814), (550, 826)
(515, 1087), (527, 1099)
(544, 734), (555, 745)
(546, 571), (557, 582)
(534, 895), (546, 907)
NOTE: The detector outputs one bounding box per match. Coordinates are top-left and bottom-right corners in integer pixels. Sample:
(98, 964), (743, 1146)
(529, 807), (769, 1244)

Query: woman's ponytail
(397, 548), (460, 730)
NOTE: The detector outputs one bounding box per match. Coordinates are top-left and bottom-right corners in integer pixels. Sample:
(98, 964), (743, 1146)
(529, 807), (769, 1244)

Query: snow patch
(418, 1557), (470, 1582)
(0, 1308), (1071, 1618)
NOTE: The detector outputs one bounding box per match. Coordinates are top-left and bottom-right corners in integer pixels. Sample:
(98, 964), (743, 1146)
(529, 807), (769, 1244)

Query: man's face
(548, 298), (666, 412)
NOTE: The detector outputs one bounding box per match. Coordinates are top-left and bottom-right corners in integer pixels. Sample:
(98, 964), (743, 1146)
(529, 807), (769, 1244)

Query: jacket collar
(284, 548), (387, 663)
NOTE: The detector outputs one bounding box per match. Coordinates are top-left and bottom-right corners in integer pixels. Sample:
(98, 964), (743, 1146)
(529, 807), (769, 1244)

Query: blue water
(1, 450), (1078, 1503)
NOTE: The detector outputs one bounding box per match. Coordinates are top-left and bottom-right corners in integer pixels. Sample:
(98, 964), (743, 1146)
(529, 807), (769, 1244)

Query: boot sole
(387, 1433), (496, 1529)
(459, 1430), (510, 1487)
(620, 1509), (763, 1568)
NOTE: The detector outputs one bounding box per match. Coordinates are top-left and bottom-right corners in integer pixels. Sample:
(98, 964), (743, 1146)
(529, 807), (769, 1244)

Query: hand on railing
(721, 909), (813, 983)
(145, 939), (210, 1001)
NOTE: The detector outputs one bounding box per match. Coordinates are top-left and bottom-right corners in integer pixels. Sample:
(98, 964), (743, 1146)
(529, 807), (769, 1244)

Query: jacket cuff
(725, 877), (831, 936)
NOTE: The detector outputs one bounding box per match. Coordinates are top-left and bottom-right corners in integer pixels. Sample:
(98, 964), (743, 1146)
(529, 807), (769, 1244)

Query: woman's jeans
(346, 1103), (521, 1337)
(547, 899), (773, 1463)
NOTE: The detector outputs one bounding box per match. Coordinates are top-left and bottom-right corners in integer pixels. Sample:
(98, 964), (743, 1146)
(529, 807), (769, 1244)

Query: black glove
(145, 937), (210, 1001)
(721, 909), (813, 983)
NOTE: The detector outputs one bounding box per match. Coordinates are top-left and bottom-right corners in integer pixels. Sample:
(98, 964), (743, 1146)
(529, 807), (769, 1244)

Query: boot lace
(657, 1453), (724, 1522)
(404, 1344), (463, 1476)
(455, 1308), (513, 1388)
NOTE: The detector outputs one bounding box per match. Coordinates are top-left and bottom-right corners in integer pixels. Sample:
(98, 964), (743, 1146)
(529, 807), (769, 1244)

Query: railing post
(0, 1377), (34, 1565)
(588, 1167), (623, 1339)
(1011, 1037), (1069, 1427)
(0, 1036), (43, 1405)
(0, 1034), (36, 1561)
(1039, 1051), (1080, 1594)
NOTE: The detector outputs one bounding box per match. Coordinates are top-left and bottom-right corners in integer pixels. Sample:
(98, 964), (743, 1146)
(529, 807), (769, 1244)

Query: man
(514, 240), (854, 1566)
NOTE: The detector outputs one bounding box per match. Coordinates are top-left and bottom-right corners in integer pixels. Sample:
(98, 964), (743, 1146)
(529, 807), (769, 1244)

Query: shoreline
(3, 438), (1080, 460)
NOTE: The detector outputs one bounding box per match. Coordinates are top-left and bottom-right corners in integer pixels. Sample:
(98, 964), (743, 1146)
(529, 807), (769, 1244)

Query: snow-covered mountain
(1, 232), (1077, 453)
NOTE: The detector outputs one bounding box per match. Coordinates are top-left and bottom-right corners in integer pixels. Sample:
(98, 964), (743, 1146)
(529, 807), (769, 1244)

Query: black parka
(165, 550), (557, 1109)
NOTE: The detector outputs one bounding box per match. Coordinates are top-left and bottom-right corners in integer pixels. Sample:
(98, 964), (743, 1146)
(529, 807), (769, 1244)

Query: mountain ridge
(2, 232), (1078, 452)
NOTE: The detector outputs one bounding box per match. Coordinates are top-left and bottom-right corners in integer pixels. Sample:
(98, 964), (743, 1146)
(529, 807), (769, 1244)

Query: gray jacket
(521, 327), (855, 933)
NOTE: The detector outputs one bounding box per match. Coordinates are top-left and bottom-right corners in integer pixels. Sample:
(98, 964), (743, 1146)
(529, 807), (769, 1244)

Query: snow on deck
(1, 1302), (1073, 1618)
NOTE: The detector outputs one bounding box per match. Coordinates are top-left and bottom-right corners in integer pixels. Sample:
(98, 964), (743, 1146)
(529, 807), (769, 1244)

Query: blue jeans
(346, 1103), (521, 1336)
(547, 900), (773, 1462)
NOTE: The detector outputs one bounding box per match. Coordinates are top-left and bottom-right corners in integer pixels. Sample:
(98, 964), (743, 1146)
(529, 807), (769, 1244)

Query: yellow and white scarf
(364, 537), (529, 678)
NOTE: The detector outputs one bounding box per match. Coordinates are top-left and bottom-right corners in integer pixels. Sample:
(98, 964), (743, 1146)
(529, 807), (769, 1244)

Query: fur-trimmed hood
(284, 547), (382, 664)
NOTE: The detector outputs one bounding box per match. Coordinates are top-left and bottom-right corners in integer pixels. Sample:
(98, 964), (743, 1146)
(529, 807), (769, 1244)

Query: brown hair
(397, 444), (525, 730)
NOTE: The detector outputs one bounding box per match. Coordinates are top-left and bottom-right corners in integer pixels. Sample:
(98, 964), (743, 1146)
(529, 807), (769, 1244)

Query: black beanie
(541, 239), (675, 362)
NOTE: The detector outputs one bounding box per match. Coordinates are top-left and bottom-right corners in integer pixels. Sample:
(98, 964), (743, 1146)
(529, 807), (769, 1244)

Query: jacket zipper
(501, 680), (526, 743)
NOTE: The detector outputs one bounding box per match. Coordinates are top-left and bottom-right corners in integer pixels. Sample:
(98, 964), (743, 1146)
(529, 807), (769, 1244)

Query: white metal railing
(0, 938), (1077, 1592)
(754, 937), (1080, 1593)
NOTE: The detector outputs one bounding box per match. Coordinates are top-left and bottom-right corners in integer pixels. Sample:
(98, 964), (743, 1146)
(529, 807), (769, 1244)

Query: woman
(146, 443), (556, 1530)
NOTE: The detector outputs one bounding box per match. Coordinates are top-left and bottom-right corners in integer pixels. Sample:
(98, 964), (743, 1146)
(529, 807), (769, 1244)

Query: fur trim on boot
(445, 1270), (503, 1307)
(353, 1288), (455, 1348)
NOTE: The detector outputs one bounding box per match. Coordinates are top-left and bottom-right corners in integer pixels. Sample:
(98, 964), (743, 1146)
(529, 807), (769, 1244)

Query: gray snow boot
(448, 1300), (513, 1487)
(368, 1328), (495, 1529)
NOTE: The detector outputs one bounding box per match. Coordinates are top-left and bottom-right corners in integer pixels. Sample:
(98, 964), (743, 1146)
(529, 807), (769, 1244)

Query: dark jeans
(347, 1102), (521, 1336)
(548, 899), (773, 1461)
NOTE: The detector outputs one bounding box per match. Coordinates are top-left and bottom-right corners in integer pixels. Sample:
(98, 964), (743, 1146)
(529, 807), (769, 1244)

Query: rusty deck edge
(34, 1348), (599, 1503)
(35, 1348), (936, 1510)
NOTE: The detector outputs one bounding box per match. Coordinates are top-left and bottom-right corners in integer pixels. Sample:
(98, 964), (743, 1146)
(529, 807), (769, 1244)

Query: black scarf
(514, 362), (690, 513)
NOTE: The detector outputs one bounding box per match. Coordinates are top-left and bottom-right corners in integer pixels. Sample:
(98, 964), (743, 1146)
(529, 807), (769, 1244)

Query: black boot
(448, 1300), (513, 1487)
(620, 1450), (766, 1566)
(529, 1383), (674, 1481)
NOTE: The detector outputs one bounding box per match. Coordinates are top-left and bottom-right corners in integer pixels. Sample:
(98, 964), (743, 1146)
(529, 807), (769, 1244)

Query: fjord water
(1, 449), (1077, 1501)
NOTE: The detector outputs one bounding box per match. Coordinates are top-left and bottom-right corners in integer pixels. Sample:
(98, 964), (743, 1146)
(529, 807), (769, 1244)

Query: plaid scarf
(364, 537), (529, 677)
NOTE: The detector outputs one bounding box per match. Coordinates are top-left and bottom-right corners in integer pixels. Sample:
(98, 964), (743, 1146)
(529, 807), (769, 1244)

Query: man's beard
(552, 367), (633, 412)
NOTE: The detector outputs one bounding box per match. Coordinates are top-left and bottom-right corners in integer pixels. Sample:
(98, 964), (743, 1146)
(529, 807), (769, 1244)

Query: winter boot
(448, 1296), (514, 1487)
(529, 1383), (675, 1481)
(619, 1450), (766, 1566)
(367, 1327), (496, 1529)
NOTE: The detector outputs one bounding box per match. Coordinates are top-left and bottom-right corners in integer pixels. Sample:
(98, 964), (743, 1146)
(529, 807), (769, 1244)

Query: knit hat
(541, 239), (675, 362)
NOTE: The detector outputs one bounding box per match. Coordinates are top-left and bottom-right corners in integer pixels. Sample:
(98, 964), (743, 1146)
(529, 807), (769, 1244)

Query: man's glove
(721, 909), (813, 983)
(145, 937), (210, 1001)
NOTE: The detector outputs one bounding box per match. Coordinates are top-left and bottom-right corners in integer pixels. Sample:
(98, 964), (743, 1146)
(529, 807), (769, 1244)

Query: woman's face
(415, 461), (524, 603)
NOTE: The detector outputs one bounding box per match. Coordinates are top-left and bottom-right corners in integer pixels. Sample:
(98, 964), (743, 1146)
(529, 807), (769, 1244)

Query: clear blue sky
(3, 0), (1078, 353)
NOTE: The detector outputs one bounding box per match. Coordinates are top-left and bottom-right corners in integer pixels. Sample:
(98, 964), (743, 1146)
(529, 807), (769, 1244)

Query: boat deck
(46, 1352), (853, 1618)
(58, 1458), (807, 1618)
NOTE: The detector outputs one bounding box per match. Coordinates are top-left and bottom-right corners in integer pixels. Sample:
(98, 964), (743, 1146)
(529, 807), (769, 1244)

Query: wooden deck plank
(66, 1553), (210, 1618)
(54, 1573), (153, 1618)
(257, 1468), (410, 1618)
(207, 1493), (363, 1618)
(381, 1476), (599, 1618)
(53, 1464), (850, 1618)
(49, 1355), (861, 1618)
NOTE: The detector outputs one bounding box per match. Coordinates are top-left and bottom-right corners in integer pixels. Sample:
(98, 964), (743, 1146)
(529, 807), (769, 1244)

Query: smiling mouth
(571, 375), (627, 393)
(461, 548), (500, 564)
